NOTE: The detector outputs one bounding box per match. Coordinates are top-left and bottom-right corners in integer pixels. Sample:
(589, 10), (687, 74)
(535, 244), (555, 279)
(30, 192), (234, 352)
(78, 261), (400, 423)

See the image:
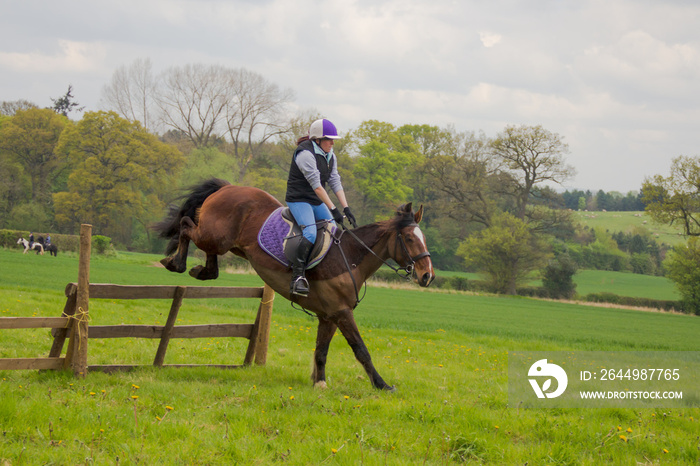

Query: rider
(285, 118), (358, 297)
(29, 232), (34, 247)
(46, 234), (51, 245)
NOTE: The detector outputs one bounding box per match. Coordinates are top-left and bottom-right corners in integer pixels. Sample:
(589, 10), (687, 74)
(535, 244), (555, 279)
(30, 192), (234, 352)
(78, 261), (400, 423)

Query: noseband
(395, 229), (432, 279)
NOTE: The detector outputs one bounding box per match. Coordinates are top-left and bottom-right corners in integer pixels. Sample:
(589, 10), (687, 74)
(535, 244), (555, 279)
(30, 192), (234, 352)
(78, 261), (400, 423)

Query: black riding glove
(330, 207), (345, 227)
(343, 207), (358, 228)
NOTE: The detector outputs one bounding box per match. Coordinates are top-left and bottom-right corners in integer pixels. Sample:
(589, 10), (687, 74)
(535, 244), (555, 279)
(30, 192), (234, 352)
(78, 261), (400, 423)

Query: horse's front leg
(160, 217), (195, 273)
(189, 253), (219, 280)
(312, 316), (338, 389)
(335, 309), (395, 391)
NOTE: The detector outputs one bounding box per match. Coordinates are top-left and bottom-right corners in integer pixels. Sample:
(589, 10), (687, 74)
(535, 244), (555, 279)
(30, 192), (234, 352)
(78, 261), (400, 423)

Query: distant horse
(154, 179), (435, 391)
(36, 235), (58, 256)
(17, 237), (44, 255)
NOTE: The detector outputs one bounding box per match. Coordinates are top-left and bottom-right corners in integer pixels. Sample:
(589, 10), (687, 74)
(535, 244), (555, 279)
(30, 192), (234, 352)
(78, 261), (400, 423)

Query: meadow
(573, 211), (686, 247)
(1, 247), (699, 465)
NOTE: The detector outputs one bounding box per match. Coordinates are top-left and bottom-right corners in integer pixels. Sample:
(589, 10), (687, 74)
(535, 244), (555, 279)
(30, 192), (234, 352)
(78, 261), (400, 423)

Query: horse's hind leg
(160, 217), (195, 273)
(312, 316), (338, 389)
(335, 309), (395, 391)
(189, 253), (219, 280)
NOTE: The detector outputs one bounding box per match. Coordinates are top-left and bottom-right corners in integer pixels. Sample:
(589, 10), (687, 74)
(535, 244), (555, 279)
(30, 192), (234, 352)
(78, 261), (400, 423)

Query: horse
(36, 235), (58, 256)
(43, 243), (58, 256)
(17, 237), (44, 255)
(154, 179), (435, 391)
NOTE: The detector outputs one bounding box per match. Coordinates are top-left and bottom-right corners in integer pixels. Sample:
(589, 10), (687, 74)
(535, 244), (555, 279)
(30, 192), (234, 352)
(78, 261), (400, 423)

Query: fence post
(254, 284), (275, 365)
(153, 286), (186, 367)
(66, 224), (91, 377)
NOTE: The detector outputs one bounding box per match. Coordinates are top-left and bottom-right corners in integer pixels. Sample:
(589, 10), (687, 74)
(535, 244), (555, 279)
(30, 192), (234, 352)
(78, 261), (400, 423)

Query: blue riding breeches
(287, 202), (334, 243)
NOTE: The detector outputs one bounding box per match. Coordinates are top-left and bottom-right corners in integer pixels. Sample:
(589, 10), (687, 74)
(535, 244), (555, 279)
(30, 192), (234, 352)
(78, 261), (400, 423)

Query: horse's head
(387, 203), (435, 287)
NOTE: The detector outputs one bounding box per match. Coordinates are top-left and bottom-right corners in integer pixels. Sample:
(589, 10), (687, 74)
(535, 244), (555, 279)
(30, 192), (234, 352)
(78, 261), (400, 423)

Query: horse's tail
(152, 178), (231, 255)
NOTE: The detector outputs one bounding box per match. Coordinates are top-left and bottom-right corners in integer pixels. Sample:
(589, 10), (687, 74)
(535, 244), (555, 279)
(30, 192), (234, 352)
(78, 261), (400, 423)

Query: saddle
(257, 207), (336, 269)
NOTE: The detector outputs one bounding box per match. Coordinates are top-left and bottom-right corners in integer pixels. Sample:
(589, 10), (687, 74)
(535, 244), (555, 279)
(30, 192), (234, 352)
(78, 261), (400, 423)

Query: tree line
(2, 60), (700, 313)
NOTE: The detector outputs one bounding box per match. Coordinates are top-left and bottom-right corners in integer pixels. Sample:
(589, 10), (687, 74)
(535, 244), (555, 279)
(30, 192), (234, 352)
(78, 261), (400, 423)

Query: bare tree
(224, 68), (295, 181)
(0, 99), (38, 116)
(101, 58), (157, 131)
(423, 130), (502, 227)
(490, 124), (575, 220)
(156, 63), (231, 148)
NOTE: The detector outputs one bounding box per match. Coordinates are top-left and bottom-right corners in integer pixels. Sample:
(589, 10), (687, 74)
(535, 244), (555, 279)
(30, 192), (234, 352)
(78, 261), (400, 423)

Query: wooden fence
(0, 224), (275, 376)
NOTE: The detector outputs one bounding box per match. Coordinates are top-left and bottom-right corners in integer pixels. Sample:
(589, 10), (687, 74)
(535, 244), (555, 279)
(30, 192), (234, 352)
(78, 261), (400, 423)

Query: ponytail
(296, 135), (310, 145)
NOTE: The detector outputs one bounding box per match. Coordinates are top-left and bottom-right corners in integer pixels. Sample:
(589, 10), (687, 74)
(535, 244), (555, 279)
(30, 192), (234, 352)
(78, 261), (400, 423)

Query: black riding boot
(290, 237), (314, 297)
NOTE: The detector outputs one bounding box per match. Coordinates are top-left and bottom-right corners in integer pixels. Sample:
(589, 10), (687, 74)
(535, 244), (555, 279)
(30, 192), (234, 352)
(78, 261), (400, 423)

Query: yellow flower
(626, 427), (632, 433)
(617, 425), (622, 431)
(619, 435), (627, 442)
(344, 396), (350, 400)
(131, 395), (139, 400)
(156, 416), (162, 421)
(289, 395), (295, 400)
(331, 449), (338, 454)
(166, 406), (174, 411)
(663, 449), (669, 454)
(132, 384), (140, 389)
(89, 392), (96, 396)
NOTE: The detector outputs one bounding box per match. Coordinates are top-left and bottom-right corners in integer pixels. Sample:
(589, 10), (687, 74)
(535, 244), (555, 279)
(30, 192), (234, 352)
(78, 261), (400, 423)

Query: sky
(1, 0), (699, 193)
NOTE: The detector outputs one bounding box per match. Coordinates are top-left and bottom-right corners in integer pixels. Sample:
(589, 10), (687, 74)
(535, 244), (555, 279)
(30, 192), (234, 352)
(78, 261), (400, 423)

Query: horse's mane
(353, 204), (417, 239)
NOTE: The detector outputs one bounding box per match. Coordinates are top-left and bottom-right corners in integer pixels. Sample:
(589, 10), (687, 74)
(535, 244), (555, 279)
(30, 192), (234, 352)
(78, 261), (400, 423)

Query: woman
(286, 118), (357, 296)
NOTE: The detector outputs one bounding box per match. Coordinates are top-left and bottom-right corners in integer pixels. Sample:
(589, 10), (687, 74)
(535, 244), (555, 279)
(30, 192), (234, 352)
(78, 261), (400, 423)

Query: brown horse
(154, 179), (435, 391)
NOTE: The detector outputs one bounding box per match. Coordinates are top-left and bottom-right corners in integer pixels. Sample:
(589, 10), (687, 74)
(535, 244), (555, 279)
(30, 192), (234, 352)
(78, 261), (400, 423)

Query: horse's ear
(415, 204), (424, 224)
(403, 202), (413, 213)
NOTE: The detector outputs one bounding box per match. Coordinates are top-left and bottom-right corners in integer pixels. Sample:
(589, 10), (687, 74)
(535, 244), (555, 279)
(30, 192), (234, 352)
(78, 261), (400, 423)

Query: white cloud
(479, 32), (502, 48)
(0, 40), (106, 74)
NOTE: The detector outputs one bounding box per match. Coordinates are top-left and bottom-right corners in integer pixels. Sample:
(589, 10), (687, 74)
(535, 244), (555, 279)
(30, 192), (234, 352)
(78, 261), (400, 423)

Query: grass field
(1, 247), (699, 464)
(574, 211), (686, 246)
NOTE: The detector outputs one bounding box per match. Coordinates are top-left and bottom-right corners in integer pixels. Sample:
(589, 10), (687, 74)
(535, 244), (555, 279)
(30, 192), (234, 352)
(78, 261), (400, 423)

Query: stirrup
(291, 276), (310, 297)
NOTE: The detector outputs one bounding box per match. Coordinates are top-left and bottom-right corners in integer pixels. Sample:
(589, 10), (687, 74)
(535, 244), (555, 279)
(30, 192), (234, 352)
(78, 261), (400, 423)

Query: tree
(642, 155), (700, 236)
(156, 64), (230, 149)
(1, 99), (38, 116)
(490, 125), (575, 220)
(422, 130), (501, 227)
(0, 108), (68, 203)
(542, 253), (578, 299)
(101, 58), (158, 131)
(457, 212), (552, 294)
(223, 68), (294, 182)
(53, 111), (184, 244)
(50, 85), (85, 117)
(665, 237), (700, 315)
(350, 121), (418, 220)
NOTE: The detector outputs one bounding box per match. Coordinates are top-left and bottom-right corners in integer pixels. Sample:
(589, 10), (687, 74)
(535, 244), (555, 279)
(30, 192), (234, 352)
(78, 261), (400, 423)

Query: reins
(290, 218), (431, 313)
(333, 221), (431, 308)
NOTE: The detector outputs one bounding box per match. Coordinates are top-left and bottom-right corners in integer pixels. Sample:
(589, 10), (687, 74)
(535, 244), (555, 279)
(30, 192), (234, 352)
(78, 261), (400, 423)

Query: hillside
(574, 210), (685, 246)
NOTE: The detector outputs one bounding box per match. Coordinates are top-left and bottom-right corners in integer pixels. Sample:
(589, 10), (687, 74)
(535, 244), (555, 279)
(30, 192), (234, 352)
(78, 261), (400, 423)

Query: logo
(528, 359), (568, 398)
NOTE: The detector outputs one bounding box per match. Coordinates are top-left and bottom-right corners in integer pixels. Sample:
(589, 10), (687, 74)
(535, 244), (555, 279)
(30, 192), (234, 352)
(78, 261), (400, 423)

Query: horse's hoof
(314, 381), (328, 390)
(189, 265), (217, 280)
(384, 385), (396, 393)
(161, 257), (185, 273)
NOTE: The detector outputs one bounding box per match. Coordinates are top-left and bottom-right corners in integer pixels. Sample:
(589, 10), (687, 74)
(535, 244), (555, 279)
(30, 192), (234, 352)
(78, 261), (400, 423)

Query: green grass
(1, 247), (699, 464)
(574, 211), (686, 246)
(573, 270), (679, 301)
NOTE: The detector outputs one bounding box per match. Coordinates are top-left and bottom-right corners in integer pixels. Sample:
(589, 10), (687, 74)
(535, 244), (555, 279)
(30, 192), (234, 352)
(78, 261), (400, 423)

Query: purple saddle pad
(257, 207), (335, 269)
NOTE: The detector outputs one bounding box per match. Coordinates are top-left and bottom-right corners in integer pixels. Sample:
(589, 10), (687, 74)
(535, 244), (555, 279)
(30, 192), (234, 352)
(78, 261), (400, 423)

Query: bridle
(334, 223), (431, 307)
(393, 229), (432, 279)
